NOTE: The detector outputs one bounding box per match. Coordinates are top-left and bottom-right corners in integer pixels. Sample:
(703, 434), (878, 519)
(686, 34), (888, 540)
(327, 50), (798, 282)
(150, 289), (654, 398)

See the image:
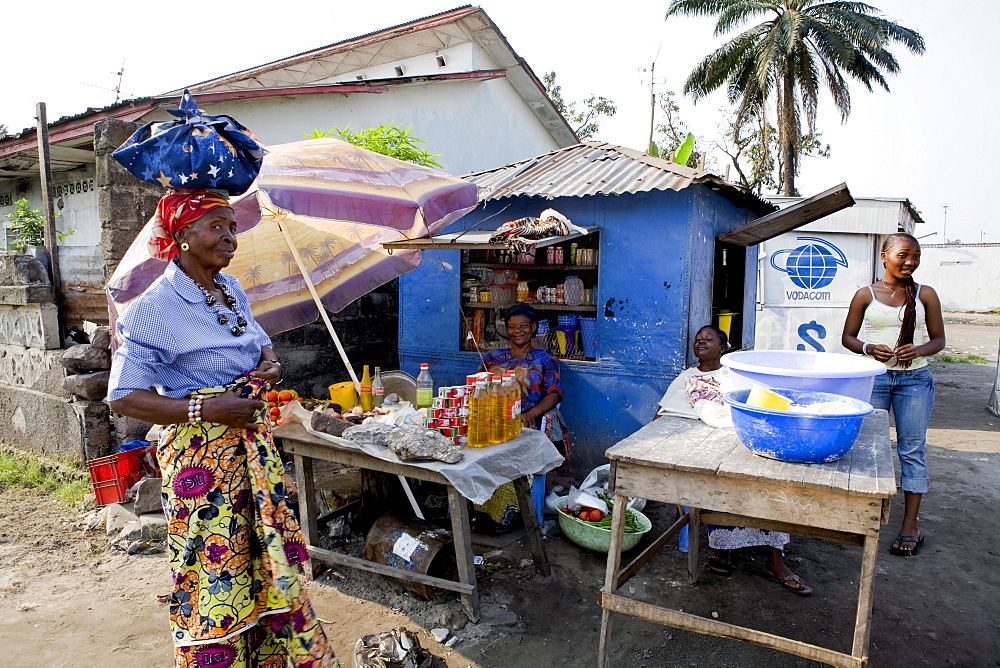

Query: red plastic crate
(87, 448), (146, 506)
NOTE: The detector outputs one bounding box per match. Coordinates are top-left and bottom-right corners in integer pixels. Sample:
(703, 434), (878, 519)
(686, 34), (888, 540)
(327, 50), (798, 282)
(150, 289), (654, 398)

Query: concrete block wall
(0, 255), (113, 460)
(271, 280), (399, 400)
(93, 119), (162, 287)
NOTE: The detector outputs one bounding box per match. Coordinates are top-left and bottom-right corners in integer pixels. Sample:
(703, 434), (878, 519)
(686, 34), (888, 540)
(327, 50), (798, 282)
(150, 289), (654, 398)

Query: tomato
(265, 390), (279, 403)
(578, 511), (590, 521)
(268, 407), (281, 418)
(590, 510), (605, 522)
(278, 390), (294, 403)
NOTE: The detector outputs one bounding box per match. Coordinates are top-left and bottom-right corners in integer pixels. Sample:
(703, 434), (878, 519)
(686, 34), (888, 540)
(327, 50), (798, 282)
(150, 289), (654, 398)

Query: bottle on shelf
(468, 380), (490, 447)
(489, 374), (506, 444)
(570, 242), (579, 265)
(372, 366), (384, 408)
(359, 365), (374, 411)
(416, 363), (434, 408)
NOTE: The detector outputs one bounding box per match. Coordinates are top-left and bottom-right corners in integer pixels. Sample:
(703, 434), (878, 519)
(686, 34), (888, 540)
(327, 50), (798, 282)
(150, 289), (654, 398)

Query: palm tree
(666, 0), (924, 195)
(243, 264), (263, 299)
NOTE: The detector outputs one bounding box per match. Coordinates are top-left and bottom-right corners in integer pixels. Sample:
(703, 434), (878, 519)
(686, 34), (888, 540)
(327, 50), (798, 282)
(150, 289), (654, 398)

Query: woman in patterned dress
(108, 190), (336, 667)
(657, 326), (812, 595)
(474, 304), (567, 527)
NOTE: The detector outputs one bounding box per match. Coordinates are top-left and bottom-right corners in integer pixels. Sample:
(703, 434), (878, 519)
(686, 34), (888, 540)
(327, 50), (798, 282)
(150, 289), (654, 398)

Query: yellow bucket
(328, 381), (358, 409)
(746, 385), (792, 411)
(716, 310), (734, 338)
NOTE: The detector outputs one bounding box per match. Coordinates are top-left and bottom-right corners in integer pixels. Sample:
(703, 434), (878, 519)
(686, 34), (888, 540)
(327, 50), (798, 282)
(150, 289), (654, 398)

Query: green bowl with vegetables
(555, 495), (652, 553)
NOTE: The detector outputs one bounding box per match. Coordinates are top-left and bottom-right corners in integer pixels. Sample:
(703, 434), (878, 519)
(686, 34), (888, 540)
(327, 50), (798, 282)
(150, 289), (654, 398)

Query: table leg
(446, 485), (481, 623)
(293, 454), (321, 579)
(513, 476), (550, 576)
(598, 492), (629, 668)
(852, 533), (879, 659)
(687, 506), (701, 585)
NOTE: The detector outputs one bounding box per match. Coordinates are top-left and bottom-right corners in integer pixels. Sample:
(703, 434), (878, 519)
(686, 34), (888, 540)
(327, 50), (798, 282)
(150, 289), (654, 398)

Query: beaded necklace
(177, 262), (247, 336)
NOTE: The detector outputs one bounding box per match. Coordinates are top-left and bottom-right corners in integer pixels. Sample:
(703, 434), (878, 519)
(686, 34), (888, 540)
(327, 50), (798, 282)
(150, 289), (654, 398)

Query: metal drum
(364, 511), (457, 600)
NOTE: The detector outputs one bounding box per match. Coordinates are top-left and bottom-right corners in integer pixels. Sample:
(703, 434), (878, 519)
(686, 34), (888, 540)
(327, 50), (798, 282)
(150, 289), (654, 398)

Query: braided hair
(881, 233), (920, 368)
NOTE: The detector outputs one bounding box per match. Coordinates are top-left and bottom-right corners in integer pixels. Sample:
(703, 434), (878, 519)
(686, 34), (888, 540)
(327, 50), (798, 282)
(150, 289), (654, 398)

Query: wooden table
(597, 411), (896, 667)
(274, 422), (551, 623)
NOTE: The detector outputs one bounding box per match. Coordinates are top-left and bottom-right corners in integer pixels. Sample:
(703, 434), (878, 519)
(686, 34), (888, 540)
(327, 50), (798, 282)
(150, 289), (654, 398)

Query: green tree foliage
(0, 124), (8, 139)
(666, 0), (924, 195)
(651, 91), (712, 169)
(543, 71), (617, 139)
(715, 108), (829, 195)
(303, 123), (441, 168)
(3, 198), (73, 252)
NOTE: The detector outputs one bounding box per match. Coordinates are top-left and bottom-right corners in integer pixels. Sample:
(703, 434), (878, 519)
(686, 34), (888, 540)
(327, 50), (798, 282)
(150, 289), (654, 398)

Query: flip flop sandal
(766, 570), (813, 596)
(889, 534), (924, 557)
(707, 554), (733, 576)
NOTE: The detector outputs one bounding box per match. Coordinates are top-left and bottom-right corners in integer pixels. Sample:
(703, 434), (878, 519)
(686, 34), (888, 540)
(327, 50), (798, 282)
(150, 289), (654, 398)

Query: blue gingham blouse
(108, 261), (272, 401)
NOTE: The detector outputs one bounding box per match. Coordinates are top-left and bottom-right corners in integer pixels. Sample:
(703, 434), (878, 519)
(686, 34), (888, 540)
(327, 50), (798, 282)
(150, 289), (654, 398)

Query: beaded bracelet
(188, 394), (206, 423)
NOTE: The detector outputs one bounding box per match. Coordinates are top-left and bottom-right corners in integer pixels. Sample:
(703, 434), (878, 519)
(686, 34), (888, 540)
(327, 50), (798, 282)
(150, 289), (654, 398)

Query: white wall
(917, 244), (1000, 312)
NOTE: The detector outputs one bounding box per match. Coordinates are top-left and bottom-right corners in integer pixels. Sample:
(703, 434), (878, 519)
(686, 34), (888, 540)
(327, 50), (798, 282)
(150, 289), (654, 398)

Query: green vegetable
(591, 493), (643, 533)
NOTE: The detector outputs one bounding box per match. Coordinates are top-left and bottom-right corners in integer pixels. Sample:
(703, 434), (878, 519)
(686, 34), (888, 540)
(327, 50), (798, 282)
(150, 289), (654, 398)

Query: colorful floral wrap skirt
(159, 378), (335, 667)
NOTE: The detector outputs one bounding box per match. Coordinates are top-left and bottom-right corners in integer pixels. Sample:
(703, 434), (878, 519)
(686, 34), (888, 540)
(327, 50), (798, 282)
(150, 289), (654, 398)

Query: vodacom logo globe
(769, 236), (848, 290)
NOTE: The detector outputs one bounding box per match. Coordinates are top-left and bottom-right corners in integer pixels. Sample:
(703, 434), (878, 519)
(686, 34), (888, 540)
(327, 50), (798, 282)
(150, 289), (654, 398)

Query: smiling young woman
(842, 233), (945, 558)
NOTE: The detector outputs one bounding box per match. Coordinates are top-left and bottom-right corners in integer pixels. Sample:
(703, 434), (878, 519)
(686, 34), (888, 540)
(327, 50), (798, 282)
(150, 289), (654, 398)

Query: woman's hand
(893, 343), (921, 362)
(866, 344), (895, 363)
(521, 411), (537, 428)
(251, 360), (282, 385)
(202, 388), (265, 430)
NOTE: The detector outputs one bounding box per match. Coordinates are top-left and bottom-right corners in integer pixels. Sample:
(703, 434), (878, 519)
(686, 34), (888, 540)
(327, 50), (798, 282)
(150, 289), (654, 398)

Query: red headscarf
(148, 189), (232, 261)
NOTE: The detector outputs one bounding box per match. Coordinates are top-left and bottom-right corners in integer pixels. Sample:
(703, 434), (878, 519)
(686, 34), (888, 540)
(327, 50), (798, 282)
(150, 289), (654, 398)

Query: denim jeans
(870, 366), (934, 493)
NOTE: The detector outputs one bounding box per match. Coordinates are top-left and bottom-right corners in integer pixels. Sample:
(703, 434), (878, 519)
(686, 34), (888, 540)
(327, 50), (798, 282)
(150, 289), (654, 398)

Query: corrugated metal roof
(463, 141), (775, 215)
(770, 196), (925, 235)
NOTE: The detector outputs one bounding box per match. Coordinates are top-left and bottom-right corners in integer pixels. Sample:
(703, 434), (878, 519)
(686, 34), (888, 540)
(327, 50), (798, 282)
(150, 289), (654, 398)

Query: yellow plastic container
(328, 381), (358, 409)
(716, 309), (734, 338)
(746, 385), (792, 411)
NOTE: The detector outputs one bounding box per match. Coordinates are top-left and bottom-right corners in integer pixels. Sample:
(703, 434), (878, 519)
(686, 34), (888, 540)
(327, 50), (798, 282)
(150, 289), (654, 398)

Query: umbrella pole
(277, 221), (424, 519)
(275, 220), (361, 392)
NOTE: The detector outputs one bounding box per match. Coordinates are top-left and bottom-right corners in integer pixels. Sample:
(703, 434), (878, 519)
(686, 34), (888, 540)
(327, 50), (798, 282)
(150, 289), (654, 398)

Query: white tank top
(861, 284), (928, 370)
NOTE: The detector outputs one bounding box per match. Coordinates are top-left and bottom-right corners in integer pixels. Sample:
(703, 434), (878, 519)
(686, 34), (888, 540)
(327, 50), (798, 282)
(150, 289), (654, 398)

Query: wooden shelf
(463, 303), (597, 312)
(465, 263), (598, 271)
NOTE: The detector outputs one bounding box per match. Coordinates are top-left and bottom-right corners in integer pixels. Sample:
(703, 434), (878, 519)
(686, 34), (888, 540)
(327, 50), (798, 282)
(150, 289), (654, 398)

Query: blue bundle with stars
(111, 90), (266, 196)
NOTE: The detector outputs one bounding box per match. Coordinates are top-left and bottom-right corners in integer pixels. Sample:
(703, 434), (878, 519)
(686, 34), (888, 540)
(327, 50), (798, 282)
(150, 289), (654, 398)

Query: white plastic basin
(722, 350), (886, 402)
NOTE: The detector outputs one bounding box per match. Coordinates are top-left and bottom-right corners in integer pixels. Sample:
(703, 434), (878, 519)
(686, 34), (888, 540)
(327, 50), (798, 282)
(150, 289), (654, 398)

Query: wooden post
(35, 102), (64, 336)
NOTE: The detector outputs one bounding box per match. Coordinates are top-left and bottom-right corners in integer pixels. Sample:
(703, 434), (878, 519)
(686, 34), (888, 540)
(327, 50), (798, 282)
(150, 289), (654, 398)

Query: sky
(4, 1), (997, 243)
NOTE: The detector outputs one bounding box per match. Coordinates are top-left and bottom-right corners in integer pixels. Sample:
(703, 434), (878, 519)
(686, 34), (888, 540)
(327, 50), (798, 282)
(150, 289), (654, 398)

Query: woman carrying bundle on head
(108, 190), (336, 666)
(843, 233), (945, 557)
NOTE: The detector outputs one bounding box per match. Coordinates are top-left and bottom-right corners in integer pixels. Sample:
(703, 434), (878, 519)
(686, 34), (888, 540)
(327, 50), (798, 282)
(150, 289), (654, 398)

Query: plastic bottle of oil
(468, 380), (490, 447)
(505, 372), (522, 440)
(415, 363), (434, 408)
(489, 374), (506, 444)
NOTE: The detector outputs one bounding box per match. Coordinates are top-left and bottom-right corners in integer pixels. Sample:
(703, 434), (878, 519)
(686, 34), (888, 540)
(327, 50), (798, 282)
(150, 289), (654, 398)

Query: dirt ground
(1, 322), (998, 666)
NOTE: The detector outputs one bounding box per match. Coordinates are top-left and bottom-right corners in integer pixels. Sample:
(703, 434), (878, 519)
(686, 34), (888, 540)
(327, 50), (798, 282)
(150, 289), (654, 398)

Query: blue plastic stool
(677, 505), (689, 553)
(530, 473), (547, 525)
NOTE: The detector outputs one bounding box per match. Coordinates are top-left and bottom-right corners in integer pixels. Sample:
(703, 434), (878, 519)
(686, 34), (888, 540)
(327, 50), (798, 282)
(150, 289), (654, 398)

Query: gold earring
(180, 242), (190, 251)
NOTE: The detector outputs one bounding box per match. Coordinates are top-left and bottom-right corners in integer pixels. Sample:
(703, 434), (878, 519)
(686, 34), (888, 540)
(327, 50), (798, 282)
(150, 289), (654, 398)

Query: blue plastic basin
(724, 388), (873, 463)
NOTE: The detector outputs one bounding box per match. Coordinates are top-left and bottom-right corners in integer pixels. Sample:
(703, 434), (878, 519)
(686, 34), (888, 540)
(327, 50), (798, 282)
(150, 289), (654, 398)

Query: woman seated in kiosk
(655, 325), (812, 595)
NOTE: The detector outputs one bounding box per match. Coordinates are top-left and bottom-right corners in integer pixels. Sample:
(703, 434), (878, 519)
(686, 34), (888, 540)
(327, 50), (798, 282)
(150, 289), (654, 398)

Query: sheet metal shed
(393, 142), (846, 471)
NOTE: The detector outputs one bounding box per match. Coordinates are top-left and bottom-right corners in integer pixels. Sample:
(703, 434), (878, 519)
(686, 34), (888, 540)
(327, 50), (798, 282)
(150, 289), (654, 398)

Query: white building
(0, 6), (575, 324)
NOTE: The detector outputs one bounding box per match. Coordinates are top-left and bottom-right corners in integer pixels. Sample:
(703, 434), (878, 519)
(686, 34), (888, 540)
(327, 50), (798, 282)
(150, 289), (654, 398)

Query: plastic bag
(576, 464), (646, 512)
(353, 627), (432, 668)
(112, 90), (266, 196)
